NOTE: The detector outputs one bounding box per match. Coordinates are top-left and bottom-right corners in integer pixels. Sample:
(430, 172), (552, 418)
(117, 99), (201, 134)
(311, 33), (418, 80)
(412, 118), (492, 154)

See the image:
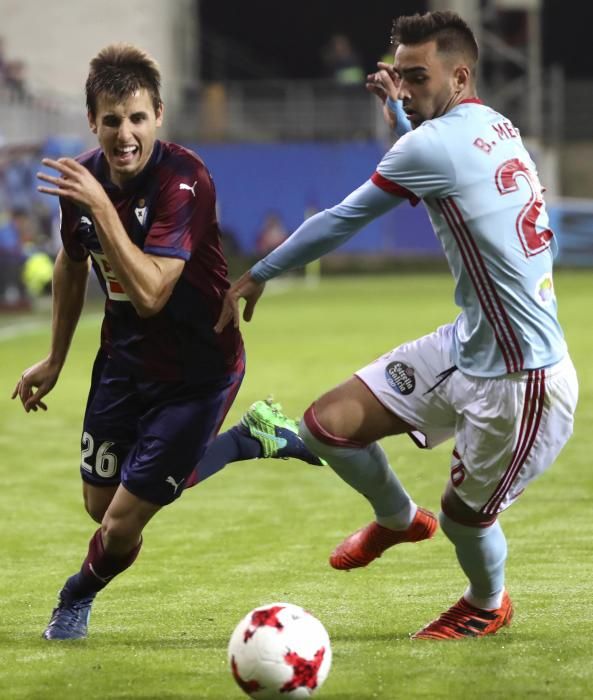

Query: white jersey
(373, 99), (566, 376)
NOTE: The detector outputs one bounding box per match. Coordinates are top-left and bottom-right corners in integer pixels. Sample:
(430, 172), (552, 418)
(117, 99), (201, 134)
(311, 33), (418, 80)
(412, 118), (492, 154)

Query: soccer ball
(228, 602), (332, 699)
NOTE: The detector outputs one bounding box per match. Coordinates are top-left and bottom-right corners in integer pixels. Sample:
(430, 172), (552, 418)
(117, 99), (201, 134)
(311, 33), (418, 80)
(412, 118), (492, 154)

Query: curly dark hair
(391, 11), (479, 69)
(85, 43), (162, 117)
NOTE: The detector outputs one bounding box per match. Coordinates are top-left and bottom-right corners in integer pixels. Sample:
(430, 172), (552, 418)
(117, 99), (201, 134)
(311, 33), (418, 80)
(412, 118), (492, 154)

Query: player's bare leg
(299, 376), (437, 570)
(82, 482), (118, 524)
(43, 485), (160, 640)
(100, 484), (161, 553)
(413, 483), (512, 640)
(305, 375), (412, 444)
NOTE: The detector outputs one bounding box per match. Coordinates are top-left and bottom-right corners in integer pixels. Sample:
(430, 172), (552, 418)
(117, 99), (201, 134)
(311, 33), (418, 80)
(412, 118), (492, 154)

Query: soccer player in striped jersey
(12, 44), (321, 641)
(216, 11), (578, 640)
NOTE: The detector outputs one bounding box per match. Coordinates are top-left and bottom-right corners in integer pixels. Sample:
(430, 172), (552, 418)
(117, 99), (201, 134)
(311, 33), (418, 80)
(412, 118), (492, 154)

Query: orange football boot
(329, 507), (438, 570)
(412, 590), (514, 640)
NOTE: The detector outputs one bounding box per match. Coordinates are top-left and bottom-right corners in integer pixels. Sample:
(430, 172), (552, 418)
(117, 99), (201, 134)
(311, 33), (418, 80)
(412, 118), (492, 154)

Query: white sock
(439, 513), (507, 611)
(376, 502), (418, 531)
(300, 420), (415, 525)
(464, 585), (504, 611)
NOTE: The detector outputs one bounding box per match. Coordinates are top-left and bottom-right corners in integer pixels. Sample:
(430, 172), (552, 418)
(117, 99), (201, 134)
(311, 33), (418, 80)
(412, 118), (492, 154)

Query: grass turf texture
(0, 271), (591, 700)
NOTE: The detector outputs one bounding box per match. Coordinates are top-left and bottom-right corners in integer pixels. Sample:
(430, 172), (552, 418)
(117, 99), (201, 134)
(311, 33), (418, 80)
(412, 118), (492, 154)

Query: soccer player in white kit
(215, 11), (578, 639)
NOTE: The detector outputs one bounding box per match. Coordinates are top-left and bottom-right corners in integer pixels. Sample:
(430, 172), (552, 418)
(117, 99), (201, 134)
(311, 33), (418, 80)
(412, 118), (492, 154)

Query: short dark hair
(391, 11), (479, 70)
(85, 43), (162, 117)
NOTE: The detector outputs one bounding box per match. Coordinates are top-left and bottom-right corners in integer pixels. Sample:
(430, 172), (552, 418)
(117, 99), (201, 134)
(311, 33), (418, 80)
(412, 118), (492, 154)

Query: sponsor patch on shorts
(385, 361), (416, 395)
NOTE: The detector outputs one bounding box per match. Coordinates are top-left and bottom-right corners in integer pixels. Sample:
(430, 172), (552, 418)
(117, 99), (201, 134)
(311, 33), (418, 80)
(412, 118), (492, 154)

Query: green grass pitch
(1, 271), (591, 699)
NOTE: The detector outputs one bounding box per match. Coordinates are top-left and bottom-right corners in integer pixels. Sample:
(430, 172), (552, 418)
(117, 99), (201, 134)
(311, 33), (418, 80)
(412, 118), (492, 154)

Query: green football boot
(240, 398), (327, 466)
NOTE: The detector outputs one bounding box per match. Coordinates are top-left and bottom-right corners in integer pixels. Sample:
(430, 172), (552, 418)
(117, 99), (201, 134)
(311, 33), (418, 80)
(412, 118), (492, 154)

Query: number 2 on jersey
(495, 158), (553, 257)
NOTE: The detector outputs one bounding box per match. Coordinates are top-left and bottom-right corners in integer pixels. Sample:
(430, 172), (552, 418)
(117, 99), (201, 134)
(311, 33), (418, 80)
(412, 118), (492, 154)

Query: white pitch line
(265, 277), (321, 295)
(0, 282), (318, 343)
(0, 320), (48, 342)
(0, 313), (102, 343)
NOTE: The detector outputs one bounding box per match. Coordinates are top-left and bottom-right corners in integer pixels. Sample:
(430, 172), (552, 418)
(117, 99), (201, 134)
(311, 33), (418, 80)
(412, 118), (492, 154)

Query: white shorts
(355, 324), (578, 515)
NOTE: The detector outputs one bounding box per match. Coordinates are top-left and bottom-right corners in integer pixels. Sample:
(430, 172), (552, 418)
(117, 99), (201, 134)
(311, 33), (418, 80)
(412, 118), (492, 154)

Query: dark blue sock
(195, 427), (262, 483)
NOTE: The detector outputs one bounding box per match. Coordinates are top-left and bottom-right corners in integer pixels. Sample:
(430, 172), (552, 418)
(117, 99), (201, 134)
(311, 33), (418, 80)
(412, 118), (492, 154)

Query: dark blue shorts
(80, 349), (245, 505)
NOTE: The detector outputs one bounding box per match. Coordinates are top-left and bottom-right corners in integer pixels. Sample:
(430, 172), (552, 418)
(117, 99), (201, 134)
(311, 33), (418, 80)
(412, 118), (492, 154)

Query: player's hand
(214, 271), (266, 333)
(37, 158), (109, 212)
(365, 61), (401, 103)
(366, 62), (402, 132)
(11, 358), (61, 412)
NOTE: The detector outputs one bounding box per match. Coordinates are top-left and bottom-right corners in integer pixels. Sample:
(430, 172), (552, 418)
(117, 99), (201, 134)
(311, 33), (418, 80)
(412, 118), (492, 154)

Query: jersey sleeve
(143, 160), (213, 261)
(371, 125), (455, 204)
(59, 198), (89, 261)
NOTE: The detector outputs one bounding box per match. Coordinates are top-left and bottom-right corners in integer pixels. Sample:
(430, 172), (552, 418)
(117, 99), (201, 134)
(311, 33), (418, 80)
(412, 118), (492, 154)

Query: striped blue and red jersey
(60, 140), (243, 382)
(372, 99), (566, 376)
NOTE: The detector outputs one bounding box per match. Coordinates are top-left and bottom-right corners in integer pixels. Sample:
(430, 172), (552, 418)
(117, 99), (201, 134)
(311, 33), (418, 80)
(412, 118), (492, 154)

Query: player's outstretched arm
(12, 248), (90, 412)
(214, 271), (265, 333)
(215, 182), (404, 334)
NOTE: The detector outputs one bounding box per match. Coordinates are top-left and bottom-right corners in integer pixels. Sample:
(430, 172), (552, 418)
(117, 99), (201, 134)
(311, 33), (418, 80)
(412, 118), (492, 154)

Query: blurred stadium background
(0, 0), (591, 309)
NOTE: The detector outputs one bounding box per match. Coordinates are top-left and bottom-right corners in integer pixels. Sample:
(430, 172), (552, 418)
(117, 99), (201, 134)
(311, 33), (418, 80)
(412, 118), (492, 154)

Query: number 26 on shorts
(81, 431), (118, 478)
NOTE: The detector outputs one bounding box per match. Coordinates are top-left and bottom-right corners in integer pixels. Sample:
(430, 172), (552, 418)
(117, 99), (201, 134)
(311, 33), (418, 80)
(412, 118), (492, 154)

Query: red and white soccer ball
(228, 602), (332, 699)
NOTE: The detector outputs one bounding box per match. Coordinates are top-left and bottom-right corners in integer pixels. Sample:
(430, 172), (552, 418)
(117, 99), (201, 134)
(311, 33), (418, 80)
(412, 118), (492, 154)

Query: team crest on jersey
(385, 361), (416, 395)
(534, 272), (555, 306)
(135, 199), (148, 227)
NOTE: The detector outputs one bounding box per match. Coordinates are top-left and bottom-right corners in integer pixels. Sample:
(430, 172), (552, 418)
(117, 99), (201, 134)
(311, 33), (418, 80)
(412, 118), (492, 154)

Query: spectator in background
(9, 206), (54, 299)
(0, 37), (7, 84)
(0, 39), (32, 102)
(3, 145), (37, 211)
(4, 59), (30, 101)
(0, 208), (29, 308)
(255, 211), (289, 256)
(10, 206), (39, 251)
(322, 34), (365, 85)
